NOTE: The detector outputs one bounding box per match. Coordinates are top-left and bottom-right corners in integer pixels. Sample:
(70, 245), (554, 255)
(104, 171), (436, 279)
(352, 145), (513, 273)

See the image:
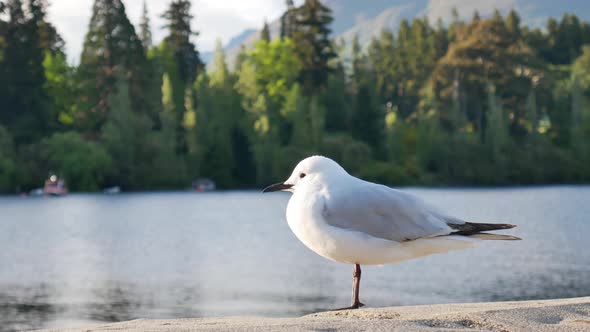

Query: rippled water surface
(1, 187), (589, 331)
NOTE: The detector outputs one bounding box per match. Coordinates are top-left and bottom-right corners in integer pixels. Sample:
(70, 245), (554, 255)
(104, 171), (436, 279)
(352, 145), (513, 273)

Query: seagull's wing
(322, 180), (456, 242)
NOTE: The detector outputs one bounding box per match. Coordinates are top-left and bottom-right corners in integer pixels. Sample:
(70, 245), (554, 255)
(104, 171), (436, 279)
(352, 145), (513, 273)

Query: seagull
(263, 156), (520, 310)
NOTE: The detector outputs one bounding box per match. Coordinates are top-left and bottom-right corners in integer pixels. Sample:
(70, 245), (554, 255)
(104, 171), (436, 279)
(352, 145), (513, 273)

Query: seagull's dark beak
(262, 182), (293, 193)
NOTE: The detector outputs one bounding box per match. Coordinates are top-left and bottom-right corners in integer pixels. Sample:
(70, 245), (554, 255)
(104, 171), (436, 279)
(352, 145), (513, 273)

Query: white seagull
(263, 156), (520, 310)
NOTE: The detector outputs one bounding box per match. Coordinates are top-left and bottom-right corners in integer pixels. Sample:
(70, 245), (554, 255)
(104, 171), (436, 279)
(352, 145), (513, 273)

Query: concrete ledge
(39, 297), (590, 332)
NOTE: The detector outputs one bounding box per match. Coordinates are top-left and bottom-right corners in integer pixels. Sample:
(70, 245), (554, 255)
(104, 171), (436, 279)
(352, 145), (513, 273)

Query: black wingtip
(449, 222), (518, 236)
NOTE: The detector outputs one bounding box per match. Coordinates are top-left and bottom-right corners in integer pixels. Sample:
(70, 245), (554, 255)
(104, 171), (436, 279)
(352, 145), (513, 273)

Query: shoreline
(38, 296), (590, 332)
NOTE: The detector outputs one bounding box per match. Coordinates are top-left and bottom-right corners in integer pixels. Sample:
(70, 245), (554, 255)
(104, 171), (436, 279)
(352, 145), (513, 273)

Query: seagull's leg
(335, 264), (365, 310)
(351, 264), (364, 308)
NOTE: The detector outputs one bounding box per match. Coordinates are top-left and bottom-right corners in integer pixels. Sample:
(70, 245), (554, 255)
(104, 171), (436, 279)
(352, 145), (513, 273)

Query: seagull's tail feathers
(448, 222), (521, 240)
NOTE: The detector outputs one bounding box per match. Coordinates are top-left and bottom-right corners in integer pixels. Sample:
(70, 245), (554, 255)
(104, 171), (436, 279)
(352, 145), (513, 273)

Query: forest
(0, 0), (590, 192)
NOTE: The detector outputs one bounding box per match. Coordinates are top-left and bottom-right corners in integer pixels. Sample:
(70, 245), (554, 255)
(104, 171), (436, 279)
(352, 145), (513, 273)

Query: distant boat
(103, 186), (121, 195)
(28, 188), (44, 197)
(192, 179), (216, 192)
(44, 175), (68, 196)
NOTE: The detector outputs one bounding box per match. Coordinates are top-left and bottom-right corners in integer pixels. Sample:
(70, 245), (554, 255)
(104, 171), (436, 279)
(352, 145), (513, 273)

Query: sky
(48, 0), (296, 63)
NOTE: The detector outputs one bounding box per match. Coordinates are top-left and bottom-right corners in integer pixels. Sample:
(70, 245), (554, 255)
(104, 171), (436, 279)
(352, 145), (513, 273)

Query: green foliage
(1, 0), (51, 144)
(260, 21), (271, 42)
(43, 52), (76, 127)
(139, 1), (152, 50)
(161, 0), (202, 85)
(101, 77), (142, 188)
(77, 0), (147, 132)
(320, 134), (372, 175)
(1, 3), (590, 192)
(0, 125), (16, 192)
(292, 0), (336, 92)
(351, 82), (383, 149)
(570, 77), (590, 165)
(485, 85), (510, 160)
(248, 38), (301, 100)
(40, 132), (112, 191)
(572, 46), (590, 91)
(433, 15), (543, 136)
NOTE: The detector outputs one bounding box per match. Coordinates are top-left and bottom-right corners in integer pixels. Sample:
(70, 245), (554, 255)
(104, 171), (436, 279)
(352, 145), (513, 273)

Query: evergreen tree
(234, 45), (247, 72)
(433, 17), (449, 60)
(506, 9), (521, 38)
(368, 31), (396, 103)
(351, 82), (382, 150)
(162, 0), (202, 85)
(524, 89), (538, 136)
(351, 43), (382, 151)
(292, 0), (336, 93)
(0, 125), (16, 192)
(570, 77), (590, 161)
(485, 85), (509, 162)
(101, 76), (136, 188)
(43, 52), (77, 128)
(139, 0), (152, 51)
(260, 20), (271, 42)
(1, 0), (51, 144)
(78, 0), (146, 131)
(209, 40), (229, 87)
(149, 72), (187, 188)
(433, 16), (543, 136)
(393, 19), (411, 116)
(322, 67), (349, 131)
(280, 0), (296, 39)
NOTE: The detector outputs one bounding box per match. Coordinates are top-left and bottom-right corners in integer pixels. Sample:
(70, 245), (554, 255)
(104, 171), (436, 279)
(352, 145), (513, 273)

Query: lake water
(0, 187), (589, 331)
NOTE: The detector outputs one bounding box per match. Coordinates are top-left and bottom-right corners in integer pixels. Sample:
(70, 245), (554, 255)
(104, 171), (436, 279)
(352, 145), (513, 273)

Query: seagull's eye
(299, 173), (306, 179)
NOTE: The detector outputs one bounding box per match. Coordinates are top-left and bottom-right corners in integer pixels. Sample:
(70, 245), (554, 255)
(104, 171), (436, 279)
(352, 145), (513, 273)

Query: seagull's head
(263, 156), (347, 193)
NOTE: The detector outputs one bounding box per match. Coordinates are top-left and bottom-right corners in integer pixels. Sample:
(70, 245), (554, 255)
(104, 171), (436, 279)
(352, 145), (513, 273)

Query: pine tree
(433, 18), (449, 60)
(525, 89), (538, 136)
(162, 73), (174, 114)
(506, 9), (521, 38)
(351, 41), (382, 151)
(152, 72), (187, 187)
(280, 0), (296, 39)
(1, 0), (51, 144)
(43, 52), (76, 128)
(101, 76), (137, 187)
(292, 0), (336, 93)
(394, 19), (411, 116)
(351, 82), (382, 150)
(433, 16), (542, 135)
(448, 70), (467, 132)
(209, 39), (229, 87)
(234, 45), (247, 72)
(570, 77), (588, 157)
(78, 0), (146, 131)
(162, 0), (202, 85)
(485, 85), (509, 160)
(260, 20), (271, 42)
(472, 11), (481, 23)
(368, 30), (396, 104)
(0, 124), (16, 192)
(139, 0), (152, 51)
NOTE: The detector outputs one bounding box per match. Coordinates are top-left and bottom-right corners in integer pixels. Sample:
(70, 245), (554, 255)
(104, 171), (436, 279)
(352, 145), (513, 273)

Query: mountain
(201, 28), (257, 65)
(208, 0), (590, 70)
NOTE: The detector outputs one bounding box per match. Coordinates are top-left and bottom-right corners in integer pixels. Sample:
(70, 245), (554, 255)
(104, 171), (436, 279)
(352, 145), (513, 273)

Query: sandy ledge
(39, 297), (590, 332)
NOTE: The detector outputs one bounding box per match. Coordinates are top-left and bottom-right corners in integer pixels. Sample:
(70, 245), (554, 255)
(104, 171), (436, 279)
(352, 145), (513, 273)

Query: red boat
(44, 175), (68, 196)
(192, 178), (216, 192)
